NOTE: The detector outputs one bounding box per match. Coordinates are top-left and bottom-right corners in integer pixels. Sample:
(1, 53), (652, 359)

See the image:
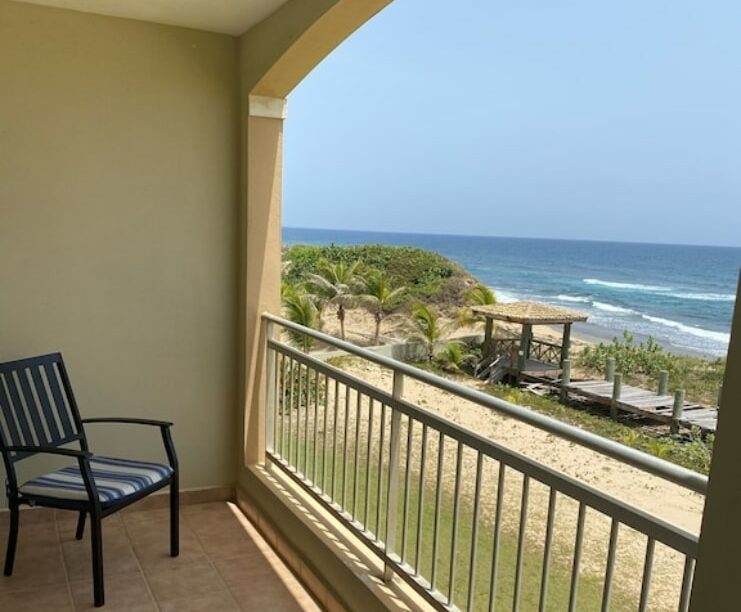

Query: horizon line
(283, 225), (741, 251)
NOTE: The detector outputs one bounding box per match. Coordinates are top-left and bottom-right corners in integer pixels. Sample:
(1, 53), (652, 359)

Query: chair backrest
(0, 353), (86, 463)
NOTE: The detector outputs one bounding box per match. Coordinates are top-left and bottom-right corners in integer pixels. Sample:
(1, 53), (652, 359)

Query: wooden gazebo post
(560, 323), (572, 368)
(518, 323), (533, 373)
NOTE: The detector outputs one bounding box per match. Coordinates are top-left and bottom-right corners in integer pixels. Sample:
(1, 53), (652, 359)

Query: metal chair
(0, 353), (178, 607)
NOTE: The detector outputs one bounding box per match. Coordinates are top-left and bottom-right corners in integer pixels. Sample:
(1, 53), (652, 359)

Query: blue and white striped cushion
(19, 456), (173, 505)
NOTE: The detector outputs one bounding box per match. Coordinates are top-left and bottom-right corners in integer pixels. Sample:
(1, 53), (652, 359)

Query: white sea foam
(668, 292), (736, 302)
(495, 289), (519, 304)
(592, 301), (636, 315)
(584, 278), (671, 292)
(640, 314), (731, 344)
(556, 295), (590, 303)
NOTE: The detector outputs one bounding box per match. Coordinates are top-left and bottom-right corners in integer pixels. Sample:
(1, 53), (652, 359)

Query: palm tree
(408, 303), (452, 361)
(357, 270), (406, 344)
(307, 260), (362, 341)
(435, 340), (479, 373)
(457, 283), (498, 327)
(467, 283), (496, 306)
(282, 288), (320, 352)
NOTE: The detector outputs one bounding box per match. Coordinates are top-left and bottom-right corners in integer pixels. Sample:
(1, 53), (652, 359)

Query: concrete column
(241, 95), (286, 466)
(690, 274), (741, 611)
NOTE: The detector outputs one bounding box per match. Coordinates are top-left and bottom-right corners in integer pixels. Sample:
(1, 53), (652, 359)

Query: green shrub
(577, 331), (725, 407)
(283, 244), (476, 313)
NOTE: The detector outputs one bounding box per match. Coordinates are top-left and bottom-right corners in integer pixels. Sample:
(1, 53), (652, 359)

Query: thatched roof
(471, 301), (588, 325)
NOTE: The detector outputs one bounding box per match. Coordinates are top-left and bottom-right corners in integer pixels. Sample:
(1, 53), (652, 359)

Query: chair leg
(90, 513), (104, 607)
(170, 476), (179, 557)
(75, 511), (86, 540)
(3, 500), (19, 576)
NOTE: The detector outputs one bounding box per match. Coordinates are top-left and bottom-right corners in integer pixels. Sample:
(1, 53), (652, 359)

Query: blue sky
(283, 0), (741, 247)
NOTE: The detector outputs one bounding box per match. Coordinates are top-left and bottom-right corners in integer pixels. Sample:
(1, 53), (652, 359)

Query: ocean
(283, 227), (741, 358)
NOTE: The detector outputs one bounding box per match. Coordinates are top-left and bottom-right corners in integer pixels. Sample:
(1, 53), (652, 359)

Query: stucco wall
(0, 0), (239, 502)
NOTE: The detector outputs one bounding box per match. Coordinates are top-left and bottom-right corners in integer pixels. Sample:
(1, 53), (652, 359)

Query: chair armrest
(81, 417), (173, 428)
(5, 445), (92, 459)
(7, 445), (101, 509)
(81, 418), (178, 472)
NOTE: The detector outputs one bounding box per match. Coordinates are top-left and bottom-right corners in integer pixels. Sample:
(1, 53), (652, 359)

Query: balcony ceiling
(14, 0), (289, 35)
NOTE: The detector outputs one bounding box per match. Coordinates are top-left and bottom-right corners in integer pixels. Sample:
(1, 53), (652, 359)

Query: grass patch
(273, 398), (638, 611)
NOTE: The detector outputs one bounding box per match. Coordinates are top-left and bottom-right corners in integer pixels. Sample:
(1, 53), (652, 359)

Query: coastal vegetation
(282, 243), (720, 474)
(283, 244), (477, 313)
(577, 331), (725, 407)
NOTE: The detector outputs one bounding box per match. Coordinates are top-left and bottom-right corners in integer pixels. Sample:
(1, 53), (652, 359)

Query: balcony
(0, 500), (320, 611)
(256, 314), (703, 611)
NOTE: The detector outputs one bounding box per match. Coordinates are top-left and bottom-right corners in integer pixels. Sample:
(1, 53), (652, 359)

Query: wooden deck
(564, 379), (718, 433)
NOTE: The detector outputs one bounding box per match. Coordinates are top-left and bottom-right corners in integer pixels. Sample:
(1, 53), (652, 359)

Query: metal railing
(262, 314), (703, 612)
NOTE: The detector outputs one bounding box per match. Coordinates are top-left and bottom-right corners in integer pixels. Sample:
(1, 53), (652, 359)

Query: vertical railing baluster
(341, 387), (350, 508)
(364, 398), (374, 529)
(296, 363), (303, 470)
(312, 369), (319, 484)
(401, 418), (414, 562)
(466, 452), (483, 612)
(430, 432), (445, 590)
(352, 391), (362, 520)
(513, 475), (530, 612)
(384, 372), (404, 581)
(331, 379), (340, 501)
(287, 358), (294, 467)
(415, 423), (428, 575)
(265, 322), (276, 454)
(538, 488), (557, 612)
(448, 441), (464, 605)
(678, 557), (695, 612)
(637, 538), (656, 612)
(375, 402), (387, 541)
(279, 353), (287, 458)
(568, 502), (587, 612)
(321, 374), (329, 492)
(601, 520), (619, 612)
(303, 366), (310, 476)
(488, 463), (506, 612)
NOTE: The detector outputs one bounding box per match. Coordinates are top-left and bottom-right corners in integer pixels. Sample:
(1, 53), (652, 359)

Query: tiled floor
(0, 501), (322, 611)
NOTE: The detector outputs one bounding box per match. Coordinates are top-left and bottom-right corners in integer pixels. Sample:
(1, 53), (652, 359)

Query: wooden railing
(529, 339), (563, 366)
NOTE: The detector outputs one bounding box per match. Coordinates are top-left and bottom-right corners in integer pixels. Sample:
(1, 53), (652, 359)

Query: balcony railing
(262, 313), (705, 612)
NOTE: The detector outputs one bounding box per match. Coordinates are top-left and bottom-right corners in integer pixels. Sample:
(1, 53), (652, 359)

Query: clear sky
(283, 0), (741, 247)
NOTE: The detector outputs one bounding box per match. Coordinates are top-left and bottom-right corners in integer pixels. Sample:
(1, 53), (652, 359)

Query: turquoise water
(283, 227), (741, 357)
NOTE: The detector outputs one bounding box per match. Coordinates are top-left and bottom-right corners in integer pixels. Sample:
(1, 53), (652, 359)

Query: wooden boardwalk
(564, 379), (718, 433)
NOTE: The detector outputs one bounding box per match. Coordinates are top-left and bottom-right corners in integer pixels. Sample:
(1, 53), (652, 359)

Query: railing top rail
(263, 313), (708, 494)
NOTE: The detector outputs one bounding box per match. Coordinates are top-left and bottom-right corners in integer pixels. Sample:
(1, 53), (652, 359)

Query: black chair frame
(0, 353), (179, 607)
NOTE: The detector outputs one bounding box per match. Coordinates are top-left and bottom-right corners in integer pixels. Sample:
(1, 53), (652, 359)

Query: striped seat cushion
(19, 456), (173, 505)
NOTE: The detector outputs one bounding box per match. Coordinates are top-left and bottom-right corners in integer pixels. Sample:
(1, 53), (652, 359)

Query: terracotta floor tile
(145, 561), (227, 602)
(62, 533), (139, 581)
(70, 571), (155, 612)
(212, 551), (283, 589)
(121, 507), (176, 526)
(230, 580), (318, 612)
(198, 529), (265, 560)
(0, 583), (74, 612)
(132, 533), (207, 573)
(0, 547), (67, 591)
(56, 511), (123, 541)
(2, 502), (319, 612)
(157, 590), (240, 612)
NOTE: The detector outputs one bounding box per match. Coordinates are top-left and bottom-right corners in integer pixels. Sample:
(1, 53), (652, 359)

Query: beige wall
(0, 0), (239, 501)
